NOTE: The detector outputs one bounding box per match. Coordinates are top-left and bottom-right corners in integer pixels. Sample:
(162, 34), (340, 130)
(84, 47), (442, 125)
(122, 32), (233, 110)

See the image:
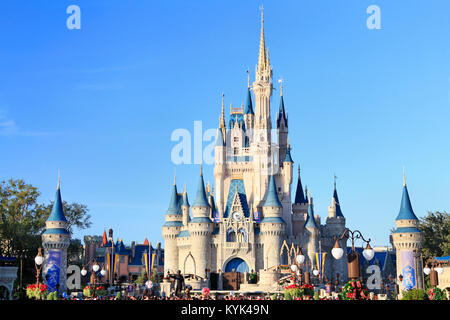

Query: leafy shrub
(428, 287), (446, 300)
(401, 289), (429, 300)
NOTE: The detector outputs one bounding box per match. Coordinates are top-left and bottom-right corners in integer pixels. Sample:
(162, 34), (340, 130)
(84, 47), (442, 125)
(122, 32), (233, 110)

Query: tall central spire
(258, 6), (266, 72)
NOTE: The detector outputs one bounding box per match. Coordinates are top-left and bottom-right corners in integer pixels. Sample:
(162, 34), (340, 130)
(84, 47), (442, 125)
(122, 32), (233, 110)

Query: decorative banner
(401, 250), (416, 290)
(253, 211), (260, 222)
(213, 210), (220, 223)
(46, 250), (61, 292)
(315, 252), (326, 280)
(106, 252), (118, 285)
(144, 250), (156, 280)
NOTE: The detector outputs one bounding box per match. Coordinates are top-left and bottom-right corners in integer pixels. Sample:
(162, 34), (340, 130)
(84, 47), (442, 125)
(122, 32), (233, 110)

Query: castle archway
(223, 257), (250, 291)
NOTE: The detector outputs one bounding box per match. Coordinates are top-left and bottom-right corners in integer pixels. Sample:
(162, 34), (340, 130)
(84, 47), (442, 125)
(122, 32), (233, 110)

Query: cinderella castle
(162, 10), (349, 287)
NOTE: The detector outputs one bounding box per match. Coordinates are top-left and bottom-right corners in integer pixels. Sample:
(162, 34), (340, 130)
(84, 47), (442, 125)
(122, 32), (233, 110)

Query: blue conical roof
(215, 128), (225, 147)
(333, 188), (344, 218)
(192, 173), (210, 208)
(244, 88), (254, 115)
(166, 184), (181, 214)
(182, 190), (190, 207)
(395, 185), (418, 220)
(263, 175), (282, 207)
(304, 200), (318, 229)
(47, 187), (67, 222)
(277, 95), (287, 127)
(294, 170), (307, 204)
(284, 145), (293, 163)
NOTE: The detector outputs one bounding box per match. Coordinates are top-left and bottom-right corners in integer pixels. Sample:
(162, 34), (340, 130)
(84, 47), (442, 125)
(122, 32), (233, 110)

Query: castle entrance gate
(223, 258), (249, 291)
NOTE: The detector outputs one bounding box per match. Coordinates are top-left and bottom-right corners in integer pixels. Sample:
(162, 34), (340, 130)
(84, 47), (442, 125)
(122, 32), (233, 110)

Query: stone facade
(162, 11), (349, 287)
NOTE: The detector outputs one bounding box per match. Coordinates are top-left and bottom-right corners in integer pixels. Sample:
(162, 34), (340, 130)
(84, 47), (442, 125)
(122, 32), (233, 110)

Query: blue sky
(0, 0), (449, 248)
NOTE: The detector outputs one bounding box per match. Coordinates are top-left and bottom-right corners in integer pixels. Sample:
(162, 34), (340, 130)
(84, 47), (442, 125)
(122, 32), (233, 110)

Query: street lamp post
(289, 247), (305, 286)
(331, 228), (374, 281)
(423, 257), (444, 288)
(34, 248), (44, 285)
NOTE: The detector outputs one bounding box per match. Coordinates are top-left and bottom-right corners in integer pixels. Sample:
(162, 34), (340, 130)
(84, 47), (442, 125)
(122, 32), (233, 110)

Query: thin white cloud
(0, 110), (53, 137)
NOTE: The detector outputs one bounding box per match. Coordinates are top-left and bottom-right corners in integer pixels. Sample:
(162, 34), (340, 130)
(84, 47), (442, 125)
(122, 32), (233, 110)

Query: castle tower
(243, 77), (254, 131)
(391, 171), (424, 293)
(162, 175), (183, 274)
(277, 80), (288, 162)
(214, 95), (226, 220)
(42, 176), (71, 293)
(181, 185), (190, 226)
(188, 167), (213, 278)
(325, 177), (347, 281)
(303, 191), (319, 270)
(292, 166), (308, 235)
(260, 175), (285, 269)
(251, 8), (274, 206)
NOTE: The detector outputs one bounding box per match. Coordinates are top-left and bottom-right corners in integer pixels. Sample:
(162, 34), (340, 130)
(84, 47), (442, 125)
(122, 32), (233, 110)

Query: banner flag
(315, 252), (327, 280)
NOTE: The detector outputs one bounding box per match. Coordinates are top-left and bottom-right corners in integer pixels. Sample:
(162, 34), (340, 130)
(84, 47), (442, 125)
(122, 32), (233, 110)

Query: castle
(162, 11), (349, 285)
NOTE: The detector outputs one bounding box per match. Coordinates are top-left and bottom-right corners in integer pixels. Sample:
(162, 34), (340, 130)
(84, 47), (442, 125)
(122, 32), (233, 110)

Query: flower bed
(83, 285), (107, 298)
(428, 287), (447, 300)
(26, 283), (48, 300)
(339, 280), (369, 300)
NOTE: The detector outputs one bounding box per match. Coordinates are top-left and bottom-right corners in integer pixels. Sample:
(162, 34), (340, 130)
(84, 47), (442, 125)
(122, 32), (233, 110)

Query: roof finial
(246, 68), (250, 88)
(174, 167), (176, 186)
(334, 174), (337, 190)
(220, 93), (226, 130)
(278, 78), (283, 96)
(308, 189), (312, 204)
(184, 183), (187, 193)
(403, 166), (406, 187)
(200, 161), (203, 176)
(57, 169), (61, 190)
(298, 164), (301, 178)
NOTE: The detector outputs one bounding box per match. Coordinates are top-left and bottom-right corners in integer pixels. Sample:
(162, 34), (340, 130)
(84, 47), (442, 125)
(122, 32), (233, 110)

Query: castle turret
(292, 166), (308, 235)
(260, 175), (285, 269)
(277, 80), (288, 162)
(162, 175), (183, 275)
(42, 176), (71, 294)
(188, 167), (213, 278)
(303, 191), (319, 270)
(324, 177), (347, 282)
(214, 94), (227, 220)
(181, 184), (190, 226)
(243, 77), (254, 131)
(391, 171), (424, 294)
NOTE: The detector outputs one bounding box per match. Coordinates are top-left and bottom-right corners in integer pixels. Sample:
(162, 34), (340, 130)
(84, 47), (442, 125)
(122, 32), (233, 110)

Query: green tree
(0, 179), (91, 293)
(419, 211), (450, 259)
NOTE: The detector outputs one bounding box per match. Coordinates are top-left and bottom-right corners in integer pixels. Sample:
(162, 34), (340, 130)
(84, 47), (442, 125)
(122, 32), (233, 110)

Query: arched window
(237, 228), (247, 243)
(227, 228), (236, 242)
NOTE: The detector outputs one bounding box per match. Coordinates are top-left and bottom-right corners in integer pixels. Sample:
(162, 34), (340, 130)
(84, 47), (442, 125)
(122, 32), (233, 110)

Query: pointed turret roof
(304, 194), (318, 229)
(333, 178), (344, 218)
(192, 166), (210, 208)
(294, 166), (307, 204)
(47, 178), (67, 222)
(182, 185), (190, 207)
(257, 7), (266, 72)
(166, 182), (181, 215)
(244, 88), (254, 115)
(284, 143), (293, 163)
(277, 95), (287, 127)
(215, 128), (225, 147)
(395, 184), (418, 221)
(143, 238), (149, 245)
(263, 175), (282, 207)
(102, 229), (107, 246)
